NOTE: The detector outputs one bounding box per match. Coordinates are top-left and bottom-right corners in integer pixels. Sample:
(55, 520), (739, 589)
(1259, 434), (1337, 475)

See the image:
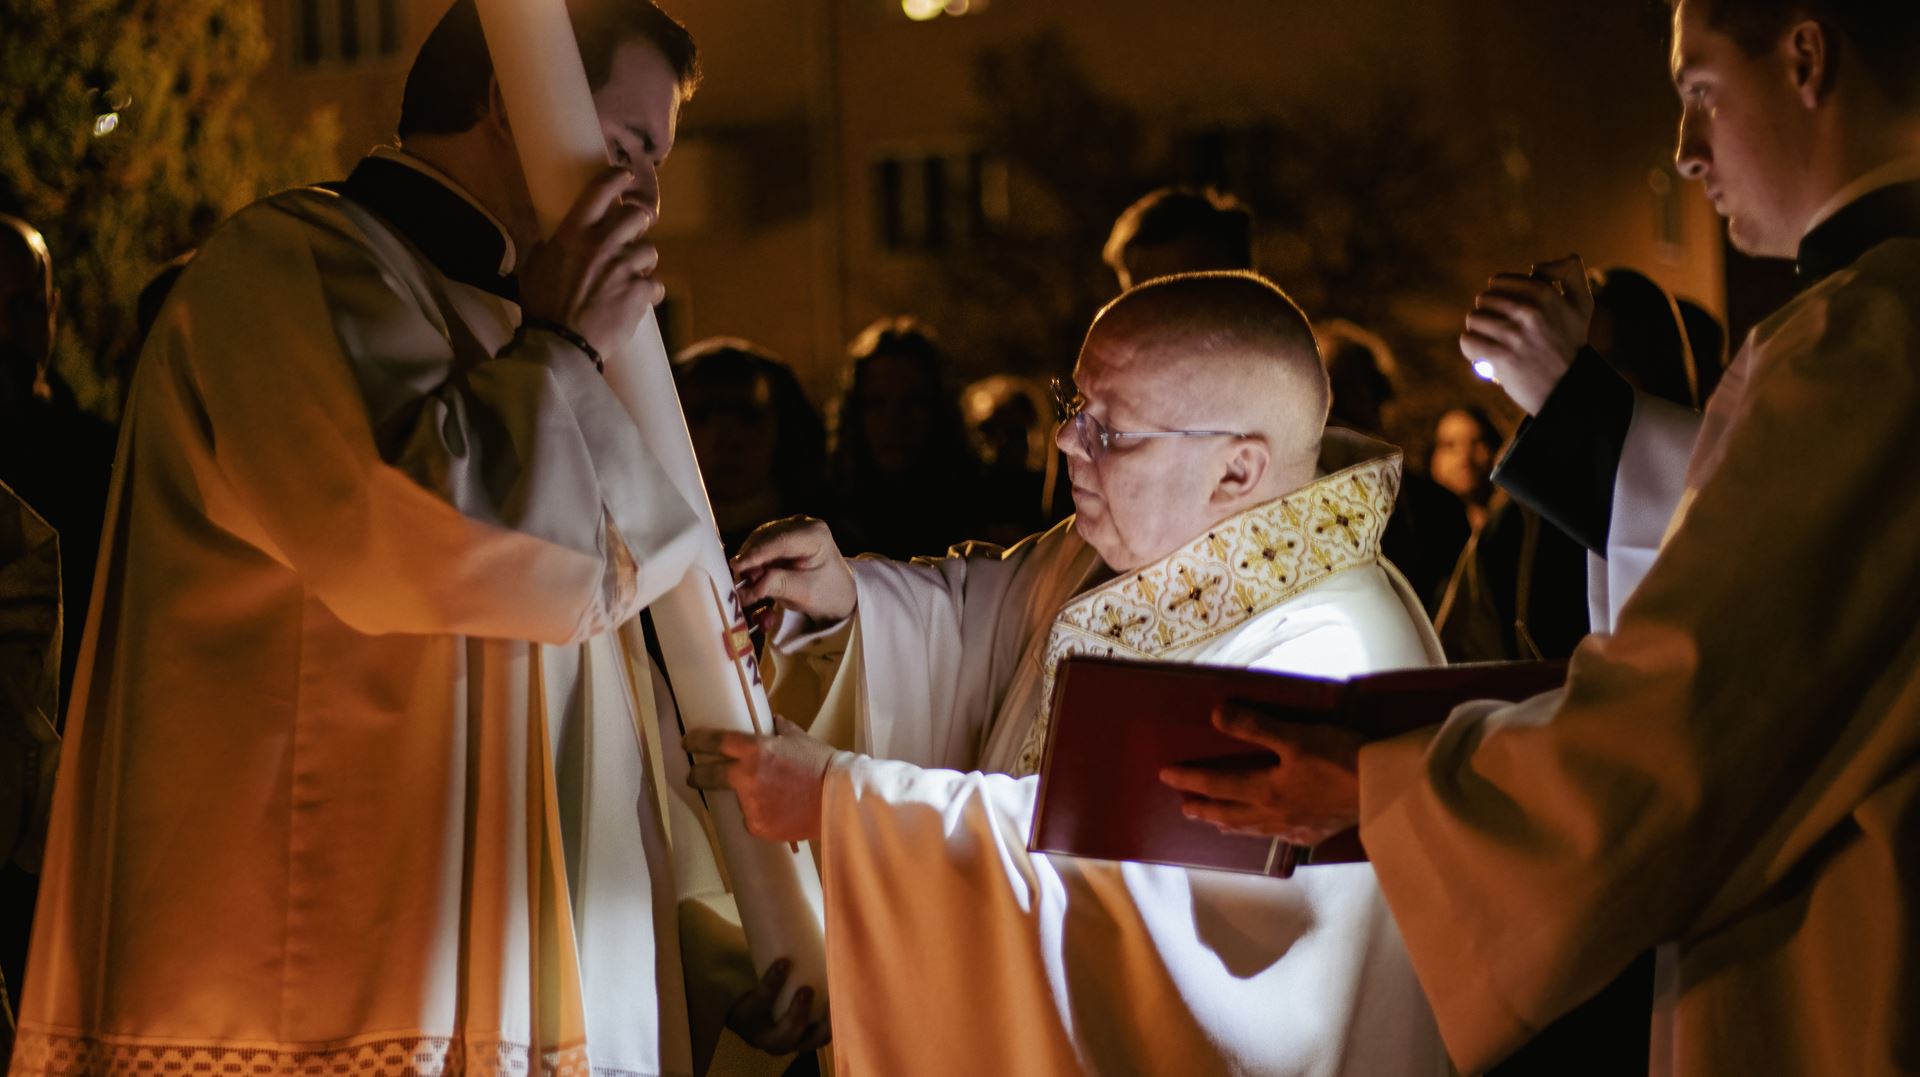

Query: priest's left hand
(1159, 702), (1363, 846)
(725, 958), (832, 1055)
(686, 717), (833, 843)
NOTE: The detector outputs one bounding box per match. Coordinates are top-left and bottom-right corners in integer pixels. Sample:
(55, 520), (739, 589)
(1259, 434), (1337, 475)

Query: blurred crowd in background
(0, 119), (1733, 1059)
(665, 185), (1732, 671)
(2, 180), (1734, 689)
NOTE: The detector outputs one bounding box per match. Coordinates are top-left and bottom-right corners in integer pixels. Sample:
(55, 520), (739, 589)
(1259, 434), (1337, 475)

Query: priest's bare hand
(1459, 253), (1594, 414)
(518, 165), (663, 361)
(1159, 702), (1363, 846)
(732, 517), (856, 632)
(725, 958), (831, 1055)
(686, 717), (834, 843)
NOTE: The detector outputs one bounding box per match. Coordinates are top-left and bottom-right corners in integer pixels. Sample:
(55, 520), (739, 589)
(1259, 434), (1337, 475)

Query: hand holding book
(1160, 705), (1365, 847)
(1027, 656), (1568, 877)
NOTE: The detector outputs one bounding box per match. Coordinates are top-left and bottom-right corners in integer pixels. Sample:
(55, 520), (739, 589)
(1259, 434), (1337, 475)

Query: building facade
(250, 0), (1727, 403)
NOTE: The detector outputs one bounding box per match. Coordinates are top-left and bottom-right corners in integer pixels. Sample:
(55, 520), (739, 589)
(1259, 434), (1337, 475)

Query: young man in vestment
(10, 3), (795, 1074)
(1166, 2), (1920, 1073)
(690, 272), (1452, 1076)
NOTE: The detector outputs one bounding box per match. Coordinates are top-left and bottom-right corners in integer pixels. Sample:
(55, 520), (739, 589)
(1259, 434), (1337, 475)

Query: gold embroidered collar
(1013, 435), (1402, 775)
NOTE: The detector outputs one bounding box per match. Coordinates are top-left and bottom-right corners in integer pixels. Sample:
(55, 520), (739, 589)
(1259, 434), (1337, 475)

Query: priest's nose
(1056, 415), (1087, 460)
(626, 161), (661, 218)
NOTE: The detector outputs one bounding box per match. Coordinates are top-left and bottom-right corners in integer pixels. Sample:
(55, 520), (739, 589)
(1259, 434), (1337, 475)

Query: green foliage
(0, 0), (337, 416)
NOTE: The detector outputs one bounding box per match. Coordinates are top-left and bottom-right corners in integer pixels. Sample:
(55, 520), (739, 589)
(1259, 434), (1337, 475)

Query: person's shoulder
(1002, 515), (1091, 576)
(1755, 241), (1920, 378)
(928, 515), (1078, 565)
(165, 184), (403, 322)
(1843, 237), (1920, 312)
(192, 184), (375, 269)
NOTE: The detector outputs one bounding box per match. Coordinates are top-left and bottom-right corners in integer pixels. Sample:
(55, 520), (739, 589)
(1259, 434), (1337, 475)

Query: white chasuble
(1358, 238), (1920, 1076)
(768, 432), (1449, 1076)
(13, 162), (725, 1077)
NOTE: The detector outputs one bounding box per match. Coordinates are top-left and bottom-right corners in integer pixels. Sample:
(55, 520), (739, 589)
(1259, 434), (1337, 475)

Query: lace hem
(8, 1031), (660, 1077)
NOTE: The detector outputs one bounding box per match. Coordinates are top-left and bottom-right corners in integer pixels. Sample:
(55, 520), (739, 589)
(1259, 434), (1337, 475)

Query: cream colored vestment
(13, 164), (727, 1077)
(771, 435), (1451, 1076)
(1360, 239), (1920, 1076)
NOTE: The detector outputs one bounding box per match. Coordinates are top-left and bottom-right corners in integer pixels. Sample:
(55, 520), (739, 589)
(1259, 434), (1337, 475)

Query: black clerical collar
(338, 152), (519, 301)
(1795, 179), (1920, 288)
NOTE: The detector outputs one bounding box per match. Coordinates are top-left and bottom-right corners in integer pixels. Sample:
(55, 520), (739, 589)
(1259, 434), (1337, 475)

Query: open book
(1028, 655), (1569, 877)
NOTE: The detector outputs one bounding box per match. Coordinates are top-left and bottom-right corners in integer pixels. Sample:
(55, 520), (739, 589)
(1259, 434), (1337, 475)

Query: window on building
(872, 148), (1003, 252)
(377, 0), (400, 56)
(297, 0), (323, 66)
(1173, 124), (1279, 200)
(291, 0), (405, 68)
(338, 0), (361, 61)
(875, 158), (906, 250)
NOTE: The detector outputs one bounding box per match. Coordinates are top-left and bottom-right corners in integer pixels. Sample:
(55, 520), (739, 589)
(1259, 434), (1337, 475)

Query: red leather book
(1027, 655), (1569, 877)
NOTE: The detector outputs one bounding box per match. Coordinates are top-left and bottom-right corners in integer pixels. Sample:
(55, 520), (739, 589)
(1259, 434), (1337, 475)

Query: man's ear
(1786, 18), (1833, 108)
(1212, 438), (1271, 505)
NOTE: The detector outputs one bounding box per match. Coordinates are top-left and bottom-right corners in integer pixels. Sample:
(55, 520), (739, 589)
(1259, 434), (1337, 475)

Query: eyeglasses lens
(1050, 378), (1113, 459)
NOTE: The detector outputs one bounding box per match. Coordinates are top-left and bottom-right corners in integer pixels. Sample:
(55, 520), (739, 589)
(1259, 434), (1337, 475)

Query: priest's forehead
(1077, 272), (1325, 419)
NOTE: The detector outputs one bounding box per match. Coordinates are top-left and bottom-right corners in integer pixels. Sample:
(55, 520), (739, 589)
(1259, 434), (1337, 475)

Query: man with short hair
(1103, 198), (1470, 615)
(12, 3), (767, 1074)
(695, 273), (1450, 1076)
(1172, 1), (1920, 1072)
(1102, 186), (1255, 290)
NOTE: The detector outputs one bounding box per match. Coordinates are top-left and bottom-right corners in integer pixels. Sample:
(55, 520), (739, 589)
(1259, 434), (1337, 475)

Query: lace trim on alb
(9, 1031), (661, 1077)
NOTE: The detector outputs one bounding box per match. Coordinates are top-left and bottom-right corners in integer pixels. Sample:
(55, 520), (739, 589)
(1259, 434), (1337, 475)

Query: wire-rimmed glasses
(1049, 377), (1250, 460)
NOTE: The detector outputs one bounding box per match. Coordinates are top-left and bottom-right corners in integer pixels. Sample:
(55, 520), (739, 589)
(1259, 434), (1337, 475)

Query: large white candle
(473, 0), (828, 1014)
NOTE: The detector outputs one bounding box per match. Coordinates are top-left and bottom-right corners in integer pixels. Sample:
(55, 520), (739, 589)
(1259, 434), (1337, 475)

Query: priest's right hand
(518, 165), (664, 362)
(732, 516), (856, 630)
(726, 958), (831, 1055)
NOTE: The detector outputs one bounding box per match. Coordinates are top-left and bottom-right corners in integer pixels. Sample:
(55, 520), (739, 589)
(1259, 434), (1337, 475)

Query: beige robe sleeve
(1358, 262), (1920, 1072)
(766, 530), (1073, 770)
(149, 194), (704, 646)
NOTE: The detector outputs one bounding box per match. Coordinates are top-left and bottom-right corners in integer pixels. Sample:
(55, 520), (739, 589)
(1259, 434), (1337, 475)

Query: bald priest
(690, 272), (1450, 1076)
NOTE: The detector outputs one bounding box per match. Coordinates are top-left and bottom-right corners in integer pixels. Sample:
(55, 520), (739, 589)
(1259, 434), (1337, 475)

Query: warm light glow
(943, 0), (970, 14)
(902, 0), (943, 21)
(92, 112), (119, 137)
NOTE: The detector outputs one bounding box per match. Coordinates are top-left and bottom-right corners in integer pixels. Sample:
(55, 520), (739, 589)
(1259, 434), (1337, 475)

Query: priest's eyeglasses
(1050, 378), (1250, 460)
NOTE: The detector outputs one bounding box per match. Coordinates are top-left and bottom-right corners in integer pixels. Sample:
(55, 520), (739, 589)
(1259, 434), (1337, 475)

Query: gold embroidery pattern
(1012, 453), (1400, 776)
(10, 1032), (634, 1077)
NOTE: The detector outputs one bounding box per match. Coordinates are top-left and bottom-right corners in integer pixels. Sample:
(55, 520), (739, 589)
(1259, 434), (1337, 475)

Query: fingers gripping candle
(474, 0), (828, 1014)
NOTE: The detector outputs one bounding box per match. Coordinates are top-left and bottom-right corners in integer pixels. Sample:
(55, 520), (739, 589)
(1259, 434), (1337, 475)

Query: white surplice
(767, 433), (1450, 1076)
(1588, 390), (1699, 632)
(13, 160), (723, 1076)
(1359, 236), (1920, 1076)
